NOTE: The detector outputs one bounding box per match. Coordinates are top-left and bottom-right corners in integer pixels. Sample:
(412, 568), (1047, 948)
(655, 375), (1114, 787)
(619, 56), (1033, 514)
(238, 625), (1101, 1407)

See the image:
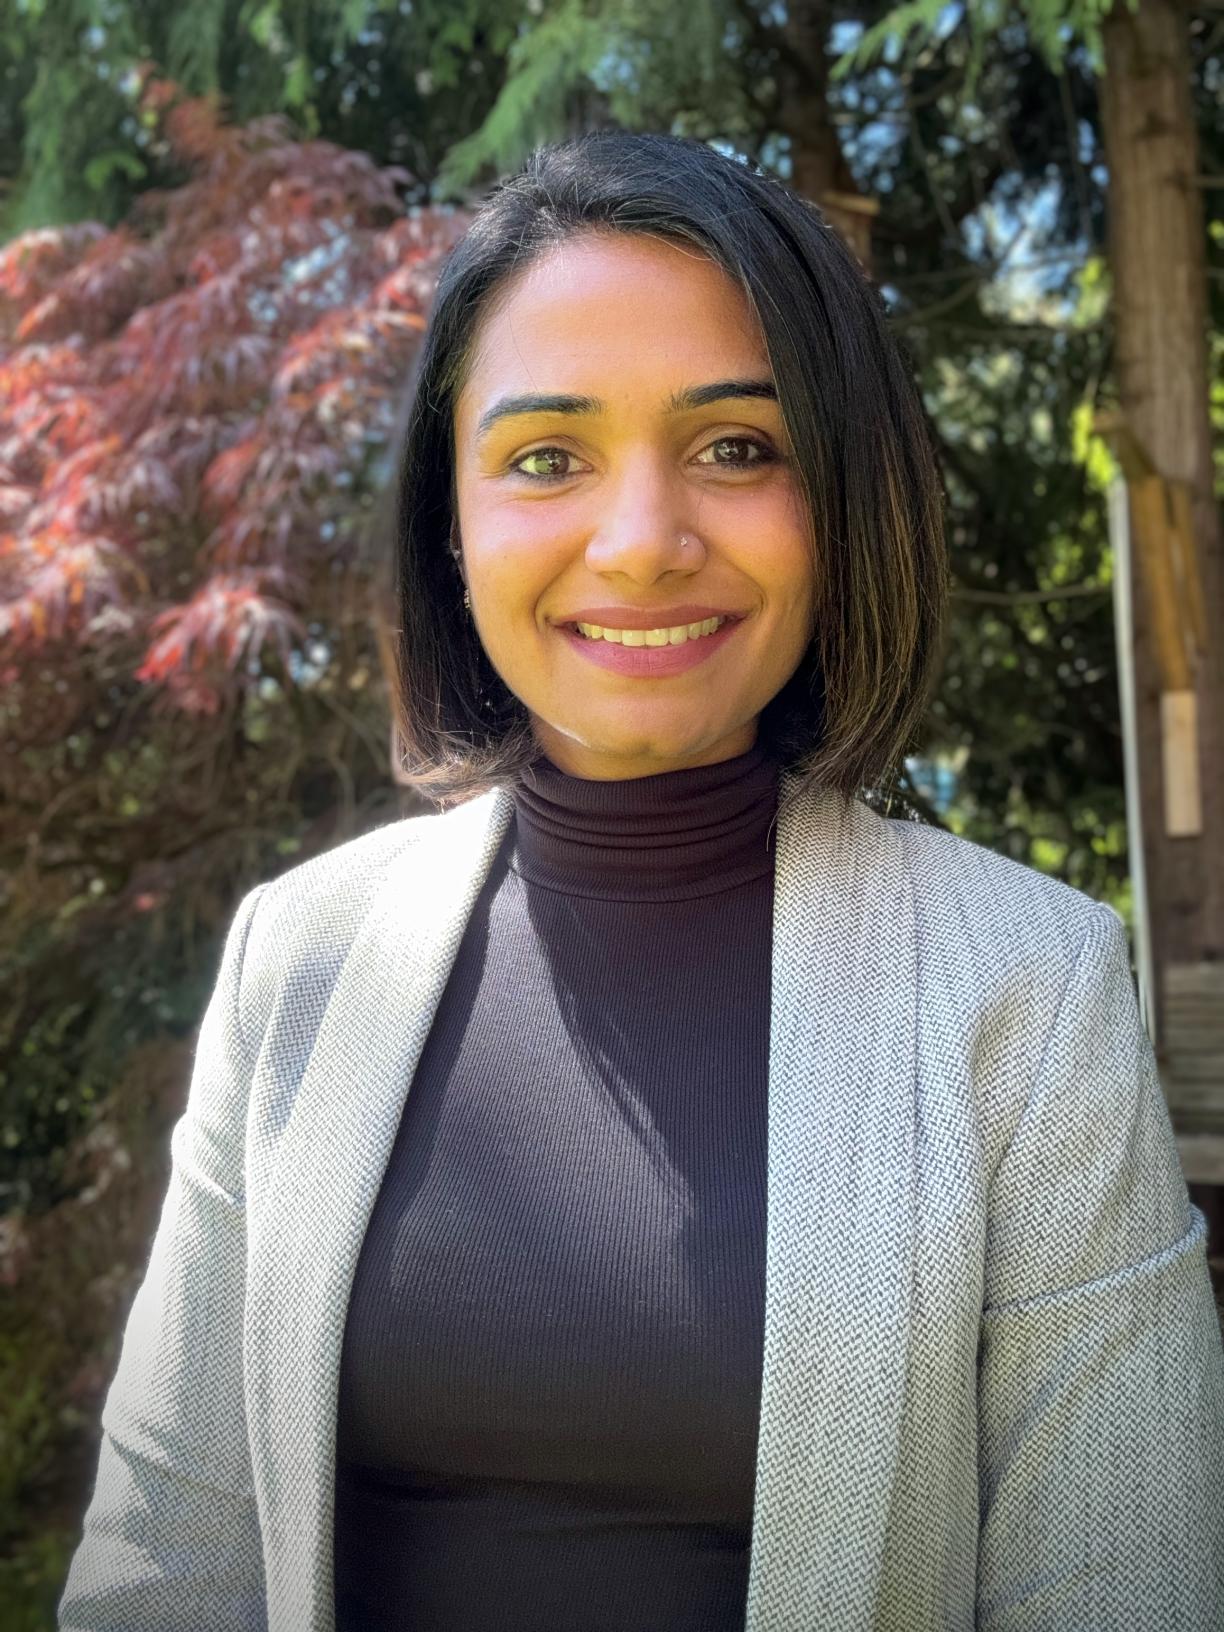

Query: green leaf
(437, 17), (477, 52)
(333, 0), (372, 52)
(434, 3), (600, 193)
(1070, 399), (1119, 494)
(831, 0), (1145, 84)
(283, 54), (312, 107)
(245, 0), (281, 50)
(829, 0), (948, 83)
(82, 151), (147, 191)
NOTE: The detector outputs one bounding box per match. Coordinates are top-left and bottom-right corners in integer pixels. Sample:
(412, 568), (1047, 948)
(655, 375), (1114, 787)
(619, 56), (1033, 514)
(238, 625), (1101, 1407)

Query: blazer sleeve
(58, 882), (271, 1632)
(975, 903), (1224, 1629)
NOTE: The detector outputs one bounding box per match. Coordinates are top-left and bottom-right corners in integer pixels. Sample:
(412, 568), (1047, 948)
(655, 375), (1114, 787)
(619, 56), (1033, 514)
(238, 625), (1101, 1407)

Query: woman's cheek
(484, 491), (583, 548)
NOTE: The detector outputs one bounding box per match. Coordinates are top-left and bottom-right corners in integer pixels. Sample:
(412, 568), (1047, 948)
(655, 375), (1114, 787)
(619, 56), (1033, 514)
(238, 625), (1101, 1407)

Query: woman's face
(451, 231), (818, 780)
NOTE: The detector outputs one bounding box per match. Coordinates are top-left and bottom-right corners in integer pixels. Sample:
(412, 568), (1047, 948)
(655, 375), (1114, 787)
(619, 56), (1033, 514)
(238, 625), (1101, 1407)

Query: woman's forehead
(456, 235), (772, 422)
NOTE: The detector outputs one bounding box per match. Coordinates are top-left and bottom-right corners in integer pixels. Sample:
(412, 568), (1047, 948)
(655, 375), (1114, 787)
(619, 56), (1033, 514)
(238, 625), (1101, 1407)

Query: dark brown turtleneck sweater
(333, 743), (780, 1631)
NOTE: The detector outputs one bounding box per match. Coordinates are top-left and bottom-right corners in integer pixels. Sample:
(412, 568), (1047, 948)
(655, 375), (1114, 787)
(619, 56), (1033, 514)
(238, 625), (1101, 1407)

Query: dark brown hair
(373, 130), (950, 810)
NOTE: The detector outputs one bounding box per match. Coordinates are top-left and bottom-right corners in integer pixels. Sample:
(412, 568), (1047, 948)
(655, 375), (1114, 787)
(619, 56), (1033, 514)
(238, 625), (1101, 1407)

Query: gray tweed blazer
(58, 772), (1224, 1631)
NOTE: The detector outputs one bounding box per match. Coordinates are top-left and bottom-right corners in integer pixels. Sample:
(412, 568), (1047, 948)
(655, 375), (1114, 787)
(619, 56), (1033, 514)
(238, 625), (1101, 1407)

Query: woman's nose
(582, 458), (703, 581)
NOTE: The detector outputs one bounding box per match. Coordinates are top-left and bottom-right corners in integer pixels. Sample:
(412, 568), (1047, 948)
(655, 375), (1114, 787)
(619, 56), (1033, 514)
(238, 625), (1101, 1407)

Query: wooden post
(1094, 412), (1204, 839)
(1096, 415), (1223, 1135)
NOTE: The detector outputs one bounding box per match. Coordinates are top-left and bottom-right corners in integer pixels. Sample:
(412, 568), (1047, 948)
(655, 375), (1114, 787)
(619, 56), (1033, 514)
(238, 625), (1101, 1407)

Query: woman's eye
(694, 436), (775, 469)
(511, 447), (580, 480)
(509, 437), (776, 480)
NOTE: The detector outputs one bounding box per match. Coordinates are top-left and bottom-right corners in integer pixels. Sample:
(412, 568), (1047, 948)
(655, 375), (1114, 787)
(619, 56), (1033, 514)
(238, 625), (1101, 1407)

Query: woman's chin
(529, 713), (755, 777)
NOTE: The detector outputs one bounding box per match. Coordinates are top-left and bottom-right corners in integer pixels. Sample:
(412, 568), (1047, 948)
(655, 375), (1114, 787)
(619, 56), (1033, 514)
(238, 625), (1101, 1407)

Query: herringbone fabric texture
(58, 774), (1224, 1631)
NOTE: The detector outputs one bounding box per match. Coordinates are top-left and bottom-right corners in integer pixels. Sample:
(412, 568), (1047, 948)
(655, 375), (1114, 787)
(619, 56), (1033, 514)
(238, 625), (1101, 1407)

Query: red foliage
(0, 91), (477, 1535)
(0, 75), (467, 717)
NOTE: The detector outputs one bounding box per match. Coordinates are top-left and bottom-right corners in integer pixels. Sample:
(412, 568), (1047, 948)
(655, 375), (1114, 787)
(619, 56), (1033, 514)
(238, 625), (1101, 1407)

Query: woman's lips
(556, 617), (743, 677)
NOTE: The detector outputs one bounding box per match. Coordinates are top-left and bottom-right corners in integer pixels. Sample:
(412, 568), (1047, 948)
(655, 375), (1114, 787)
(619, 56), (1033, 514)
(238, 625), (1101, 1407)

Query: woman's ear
(448, 523), (467, 585)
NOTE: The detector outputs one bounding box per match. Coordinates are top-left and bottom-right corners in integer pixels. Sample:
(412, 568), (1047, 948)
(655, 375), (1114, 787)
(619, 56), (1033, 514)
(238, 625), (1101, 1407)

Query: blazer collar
(245, 773), (918, 1632)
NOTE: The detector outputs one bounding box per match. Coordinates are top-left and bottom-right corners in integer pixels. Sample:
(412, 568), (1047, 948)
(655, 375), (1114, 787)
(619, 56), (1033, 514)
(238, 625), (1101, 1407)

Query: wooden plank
(1164, 1065), (1224, 1091)
(1166, 964), (1224, 996)
(1163, 963), (1224, 1129)
(1175, 1134), (1224, 1185)
(1165, 1059), (1224, 1131)
(1160, 690), (1202, 836)
(1171, 1106), (1224, 1140)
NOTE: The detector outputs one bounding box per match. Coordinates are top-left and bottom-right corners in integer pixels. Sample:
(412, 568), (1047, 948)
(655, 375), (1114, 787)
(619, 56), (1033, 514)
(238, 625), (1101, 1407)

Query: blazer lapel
(744, 773), (918, 1631)
(246, 771), (918, 1632)
(245, 786), (516, 1632)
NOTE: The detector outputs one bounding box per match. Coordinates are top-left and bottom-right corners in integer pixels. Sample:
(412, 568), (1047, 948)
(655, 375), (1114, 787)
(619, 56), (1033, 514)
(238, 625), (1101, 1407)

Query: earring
(463, 587), (471, 610)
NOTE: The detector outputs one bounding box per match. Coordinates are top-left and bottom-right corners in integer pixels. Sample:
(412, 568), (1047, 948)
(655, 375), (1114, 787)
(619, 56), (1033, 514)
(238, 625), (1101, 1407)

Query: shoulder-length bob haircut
(376, 129), (949, 809)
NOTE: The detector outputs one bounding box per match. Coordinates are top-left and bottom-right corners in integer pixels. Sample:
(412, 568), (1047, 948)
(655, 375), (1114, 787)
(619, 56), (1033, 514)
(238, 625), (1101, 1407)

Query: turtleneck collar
(508, 741), (781, 903)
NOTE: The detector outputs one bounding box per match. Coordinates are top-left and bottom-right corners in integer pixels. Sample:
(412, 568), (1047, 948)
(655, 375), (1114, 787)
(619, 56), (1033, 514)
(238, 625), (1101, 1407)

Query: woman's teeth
(574, 616), (727, 646)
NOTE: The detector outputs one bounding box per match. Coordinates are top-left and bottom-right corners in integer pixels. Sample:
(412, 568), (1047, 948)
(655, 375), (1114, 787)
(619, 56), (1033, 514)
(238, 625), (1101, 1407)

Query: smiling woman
(383, 129), (949, 803)
(449, 232), (821, 781)
(59, 131), (1224, 1632)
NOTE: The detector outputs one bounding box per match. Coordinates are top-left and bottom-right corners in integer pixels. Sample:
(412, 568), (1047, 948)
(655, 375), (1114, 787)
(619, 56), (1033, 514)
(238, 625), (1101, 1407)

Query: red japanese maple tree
(0, 85), (476, 1567)
(0, 77), (467, 1211)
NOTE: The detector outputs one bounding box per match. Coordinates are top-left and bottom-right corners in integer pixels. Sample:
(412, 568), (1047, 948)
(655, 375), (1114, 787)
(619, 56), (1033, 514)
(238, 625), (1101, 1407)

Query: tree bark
(1099, 0), (1224, 1078)
(775, 0), (879, 271)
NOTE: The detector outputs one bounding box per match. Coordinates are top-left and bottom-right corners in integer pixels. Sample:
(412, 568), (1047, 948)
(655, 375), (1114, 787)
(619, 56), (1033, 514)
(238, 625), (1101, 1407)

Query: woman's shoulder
(787, 780), (1115, 964)
(879, 805), (1124, 979)
(238, 790), (504, 1008)
(874, 811), (1136, 1126)
(259, 789), (499, 908)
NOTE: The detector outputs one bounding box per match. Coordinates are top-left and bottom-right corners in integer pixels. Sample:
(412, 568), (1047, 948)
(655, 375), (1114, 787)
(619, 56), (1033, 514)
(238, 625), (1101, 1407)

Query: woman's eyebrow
(474, 378), (778, 439)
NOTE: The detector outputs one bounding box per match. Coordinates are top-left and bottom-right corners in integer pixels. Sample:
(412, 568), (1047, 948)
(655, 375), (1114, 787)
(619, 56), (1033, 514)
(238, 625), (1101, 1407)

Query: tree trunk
(1099, 0), (1224, 1112)
(776, 0), (879, 271)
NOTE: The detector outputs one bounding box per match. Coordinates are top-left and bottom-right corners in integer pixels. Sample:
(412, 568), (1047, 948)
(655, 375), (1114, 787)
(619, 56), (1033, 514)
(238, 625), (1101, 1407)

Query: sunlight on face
(452, 232), (818, 780)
